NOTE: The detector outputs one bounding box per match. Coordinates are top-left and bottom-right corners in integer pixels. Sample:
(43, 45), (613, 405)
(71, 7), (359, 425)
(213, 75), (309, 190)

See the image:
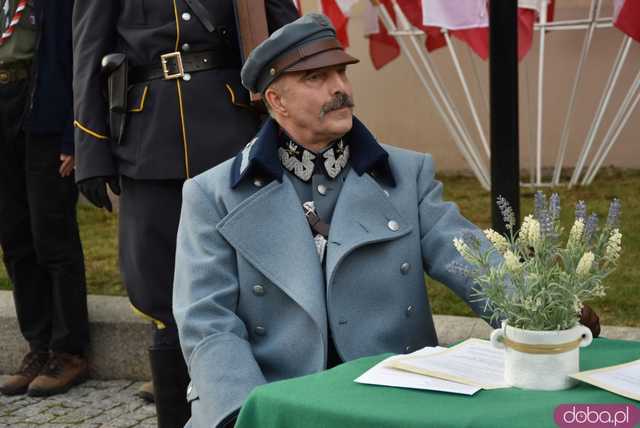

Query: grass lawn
(1, 168), (638, 326)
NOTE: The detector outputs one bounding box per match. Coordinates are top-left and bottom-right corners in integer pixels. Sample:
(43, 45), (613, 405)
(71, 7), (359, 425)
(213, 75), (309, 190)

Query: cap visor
(285, 49), (359, 72)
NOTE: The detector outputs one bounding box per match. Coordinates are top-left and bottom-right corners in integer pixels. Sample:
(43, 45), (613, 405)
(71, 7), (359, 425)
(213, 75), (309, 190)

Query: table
(235, 338), (640, 428)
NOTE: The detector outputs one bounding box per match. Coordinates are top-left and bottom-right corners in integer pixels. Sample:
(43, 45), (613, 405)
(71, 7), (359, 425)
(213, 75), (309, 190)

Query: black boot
(149, 347), (191, 428)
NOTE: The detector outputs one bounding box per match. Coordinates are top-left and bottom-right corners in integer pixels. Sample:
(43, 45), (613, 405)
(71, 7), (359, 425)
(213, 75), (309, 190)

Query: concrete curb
(1, 291), (639, 379)
(0, 291), (151, 380)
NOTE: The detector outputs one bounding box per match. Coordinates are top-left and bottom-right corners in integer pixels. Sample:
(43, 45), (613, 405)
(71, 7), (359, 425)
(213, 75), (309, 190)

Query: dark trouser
(118, 176), (183, 348)
(118, 176), (190, 427)
(0, 79), (89, 356)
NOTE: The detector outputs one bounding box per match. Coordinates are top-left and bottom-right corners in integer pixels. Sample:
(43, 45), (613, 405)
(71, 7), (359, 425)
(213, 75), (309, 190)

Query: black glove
(77, 176), (121, 212)
(579, 304), (601, 338)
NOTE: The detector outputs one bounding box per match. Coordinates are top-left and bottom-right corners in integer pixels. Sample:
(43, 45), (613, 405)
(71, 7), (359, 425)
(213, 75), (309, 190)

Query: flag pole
(489, 0), (520, 232)
(375, 1), (489, 189)
(535, 0), (548, 186)
(552, 0), (601, 186)
(569, 36), (632, 187)
(583, 68), (640, 185)
(398, 19), (491, 187)
(443, 30), (490, 158)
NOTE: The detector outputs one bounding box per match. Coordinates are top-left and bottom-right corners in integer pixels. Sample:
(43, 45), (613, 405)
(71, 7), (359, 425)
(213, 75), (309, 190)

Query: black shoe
(149, 347), (191, 428)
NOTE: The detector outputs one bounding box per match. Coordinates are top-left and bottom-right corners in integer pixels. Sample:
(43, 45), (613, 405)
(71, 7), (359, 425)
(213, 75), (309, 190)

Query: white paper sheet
(354, 346), (481, 395)
(571, 359), (640, 401)
(389, 338), (509, 389)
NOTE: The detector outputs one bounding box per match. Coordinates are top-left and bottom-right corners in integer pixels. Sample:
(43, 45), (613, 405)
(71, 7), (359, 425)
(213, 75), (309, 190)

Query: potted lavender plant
(451, 192), (622, 390)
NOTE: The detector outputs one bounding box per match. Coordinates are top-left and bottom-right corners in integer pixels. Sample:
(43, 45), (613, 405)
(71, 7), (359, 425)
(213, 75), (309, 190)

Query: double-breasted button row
(405, 305), (414, 317)
(400, 262), (411, 275)
(387, 220), (400, 232)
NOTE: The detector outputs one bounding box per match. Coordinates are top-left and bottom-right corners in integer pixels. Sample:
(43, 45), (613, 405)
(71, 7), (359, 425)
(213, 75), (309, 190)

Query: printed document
(355, 346), (481, 395)
(388, 338), (509, 389)
(571, 359), (640, 401)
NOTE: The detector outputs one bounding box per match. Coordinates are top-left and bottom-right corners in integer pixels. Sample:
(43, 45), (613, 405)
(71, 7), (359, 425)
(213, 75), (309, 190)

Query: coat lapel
(217, 176), (328, 342)
(326, 170), (413, 286)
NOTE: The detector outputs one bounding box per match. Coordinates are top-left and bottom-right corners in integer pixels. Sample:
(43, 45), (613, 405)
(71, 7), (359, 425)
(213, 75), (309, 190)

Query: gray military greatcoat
(173, 118), (493, 427)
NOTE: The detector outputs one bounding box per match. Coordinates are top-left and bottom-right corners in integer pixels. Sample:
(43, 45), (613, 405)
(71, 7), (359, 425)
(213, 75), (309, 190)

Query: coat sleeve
(265, 0), (300, 34)
(71, 0), (117, 181)
(173, 178), (267, 428)
(416, 154), (500, 327)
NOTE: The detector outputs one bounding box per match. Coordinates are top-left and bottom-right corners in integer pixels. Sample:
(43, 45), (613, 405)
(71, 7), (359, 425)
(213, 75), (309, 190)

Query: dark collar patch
(231, 116), (396, 189)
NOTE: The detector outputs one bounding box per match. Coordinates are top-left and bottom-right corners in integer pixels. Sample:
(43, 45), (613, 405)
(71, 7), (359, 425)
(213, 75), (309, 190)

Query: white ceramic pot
(490, 321), (593, 390)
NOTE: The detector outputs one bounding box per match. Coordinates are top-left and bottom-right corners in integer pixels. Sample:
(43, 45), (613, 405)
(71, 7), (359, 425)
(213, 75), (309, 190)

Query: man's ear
(264, 84), (288, 117)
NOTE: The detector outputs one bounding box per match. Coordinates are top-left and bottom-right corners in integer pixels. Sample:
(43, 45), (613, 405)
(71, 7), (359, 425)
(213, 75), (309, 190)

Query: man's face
(276, 64), (355, 144)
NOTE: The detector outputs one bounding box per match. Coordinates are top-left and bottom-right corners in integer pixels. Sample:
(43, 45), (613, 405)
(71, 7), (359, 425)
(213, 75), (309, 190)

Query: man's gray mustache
(319, 93), (355, 119)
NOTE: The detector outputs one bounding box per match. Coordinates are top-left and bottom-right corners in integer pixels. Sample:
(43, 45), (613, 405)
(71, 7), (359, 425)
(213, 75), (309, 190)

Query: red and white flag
(364, 0), (401, 69)
(320, 0), (358, 47)
(614, 0), (640, 43)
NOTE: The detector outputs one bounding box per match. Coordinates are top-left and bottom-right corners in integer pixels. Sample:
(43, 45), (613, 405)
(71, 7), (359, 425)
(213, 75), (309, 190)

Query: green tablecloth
(235, 338), (640, 428)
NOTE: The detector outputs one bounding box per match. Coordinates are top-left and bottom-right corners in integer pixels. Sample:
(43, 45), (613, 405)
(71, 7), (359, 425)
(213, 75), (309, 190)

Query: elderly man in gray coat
(173, 13), (500, 428)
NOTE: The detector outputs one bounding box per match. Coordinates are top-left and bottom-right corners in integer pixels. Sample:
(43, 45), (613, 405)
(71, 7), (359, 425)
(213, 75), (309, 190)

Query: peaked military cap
(241, 12), (359, 94)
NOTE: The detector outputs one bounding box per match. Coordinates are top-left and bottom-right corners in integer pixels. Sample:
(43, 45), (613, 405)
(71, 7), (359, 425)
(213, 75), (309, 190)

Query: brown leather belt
(129, 50), (238, 85)
(0, 62), (30, 84)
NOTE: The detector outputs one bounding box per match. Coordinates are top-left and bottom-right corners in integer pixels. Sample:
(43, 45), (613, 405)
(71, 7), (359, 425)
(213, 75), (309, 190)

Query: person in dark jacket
(0, 0), (90, 397)
(72, 1), (298, 426)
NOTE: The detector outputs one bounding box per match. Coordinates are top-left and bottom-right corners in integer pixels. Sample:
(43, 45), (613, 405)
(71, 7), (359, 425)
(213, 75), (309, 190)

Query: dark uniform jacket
(29, 0), (75, 155)
(72, 0), (298, 182)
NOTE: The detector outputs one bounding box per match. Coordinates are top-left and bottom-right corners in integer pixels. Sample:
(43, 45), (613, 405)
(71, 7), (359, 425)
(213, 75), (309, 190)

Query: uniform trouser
(0, 79), (90, 356)
(118, 176), (183, 348)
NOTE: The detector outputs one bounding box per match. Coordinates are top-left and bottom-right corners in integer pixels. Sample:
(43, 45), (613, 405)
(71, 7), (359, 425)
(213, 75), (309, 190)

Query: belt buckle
(0, 70), (9, 84)
(160, 51), (185, 80)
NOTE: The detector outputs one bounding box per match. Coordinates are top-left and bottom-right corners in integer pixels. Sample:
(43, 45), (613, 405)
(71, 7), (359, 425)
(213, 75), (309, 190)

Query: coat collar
(230, 116), (396, 189)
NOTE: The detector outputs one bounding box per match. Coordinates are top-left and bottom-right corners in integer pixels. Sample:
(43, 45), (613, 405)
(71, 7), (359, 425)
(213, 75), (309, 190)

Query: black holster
(101, 53), (128, 144)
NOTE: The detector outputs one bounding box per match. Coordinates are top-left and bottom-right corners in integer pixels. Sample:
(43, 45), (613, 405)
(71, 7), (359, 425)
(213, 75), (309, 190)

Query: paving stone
(0, 379), (157, 427)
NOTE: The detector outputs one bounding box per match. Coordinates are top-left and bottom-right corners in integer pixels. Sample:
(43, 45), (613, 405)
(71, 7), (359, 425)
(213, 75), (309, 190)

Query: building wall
(300, 0), (640, 174)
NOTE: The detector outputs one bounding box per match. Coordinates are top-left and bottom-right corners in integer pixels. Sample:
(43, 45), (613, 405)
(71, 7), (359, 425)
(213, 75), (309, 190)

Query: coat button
(254, 178), (263, 187)
(406, 305), (414, 317)
(383, 190), (390, 197)
(338, 319), (348, 325)
(387, 220), (400, 231)
(252, 285), (265, 296)
(182, 43), (191, 52)
(182, 12), (191, 21)
(405, 345), (412, 353)
(400, 262), (411, 275)
(254, 325), (266, 336)
(317, 184), (327, 195)
(183, 73), (191, 81)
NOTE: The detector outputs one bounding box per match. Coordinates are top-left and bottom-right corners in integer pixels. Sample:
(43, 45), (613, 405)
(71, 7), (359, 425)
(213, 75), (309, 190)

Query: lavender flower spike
(606, 198), (622, 228)
(549, 193), (561, 220)
(575, 200), (587, 221)
(584, 213), (599, 243)
(497, 196), (516, 229)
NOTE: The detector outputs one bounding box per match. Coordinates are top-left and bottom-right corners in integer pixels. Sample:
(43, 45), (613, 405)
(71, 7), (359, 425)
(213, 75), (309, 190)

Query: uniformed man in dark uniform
(71, 1), (298, 426)
(0, 0), (90, 397)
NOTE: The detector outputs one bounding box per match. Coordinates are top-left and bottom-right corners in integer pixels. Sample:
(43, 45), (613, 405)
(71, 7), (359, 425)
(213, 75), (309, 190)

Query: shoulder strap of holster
(183, 0), (216, 33)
